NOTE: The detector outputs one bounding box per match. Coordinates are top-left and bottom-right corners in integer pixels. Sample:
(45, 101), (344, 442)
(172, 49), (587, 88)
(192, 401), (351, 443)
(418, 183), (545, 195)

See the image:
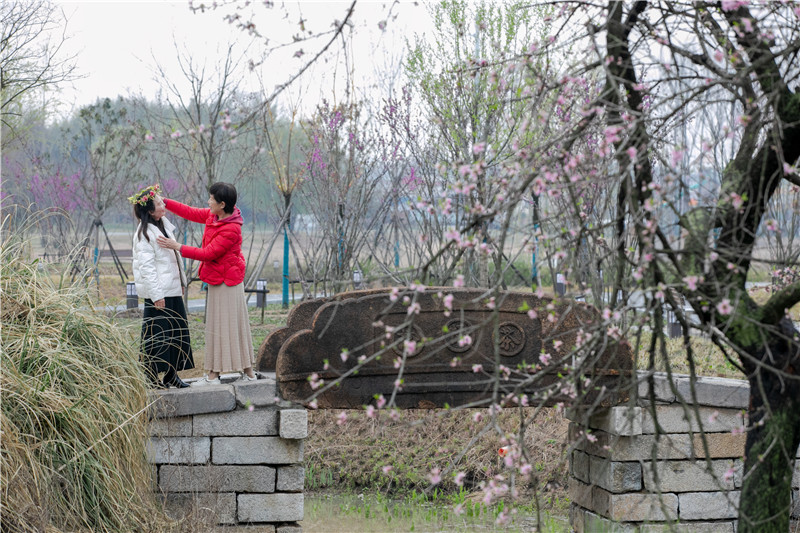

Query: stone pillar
(568, 372), (800, 531)
(147, 375), (305, 531)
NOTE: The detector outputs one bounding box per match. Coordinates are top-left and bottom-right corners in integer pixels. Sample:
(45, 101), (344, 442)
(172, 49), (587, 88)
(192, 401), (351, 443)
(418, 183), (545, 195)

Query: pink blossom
(427, 467), (442, 485)
(365, 405), (377, 418)
(683, 275), (700, 291)
(722, 466), (735, 483)
(337, 412), (348, 425)
(486, 297), (496, 310)
(458, 335), (472, 347)
(454, 471), (467, 486)
(450, 357), (460, 368)
(539, 352), (552, 365)
(765, 219), (778, 232)
(443, 293), (454, 312)
(473, 142), (486, 155)
(586, 433), (597, 443)
(784, 162), (797, 175)
(527, 309), (538, 319)
(454, 504), (465, 515)
(453, 274), (465, 288)
(716, 299), (733, 315)
(382, 465), (393, 474)
(472, 364), (483, 373)
(713, 49), (725, 63)
(376, 395), (387, 409)
(407, 302), (421, 315)
(472, 412), (483, 423)
(340, 349), (349, 362)
(721, 0), (748, 11)
(308, 399), (318, 409)
(626, 146), (637, 160)
(377, 20), (386, 30)
(708, 411), (719, 424)
(403, 340), (417, 355)
(389, 287), (400, 302)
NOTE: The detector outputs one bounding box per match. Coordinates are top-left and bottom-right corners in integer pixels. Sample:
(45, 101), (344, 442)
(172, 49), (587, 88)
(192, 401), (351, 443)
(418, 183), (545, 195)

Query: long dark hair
(133, 198), (164, 242)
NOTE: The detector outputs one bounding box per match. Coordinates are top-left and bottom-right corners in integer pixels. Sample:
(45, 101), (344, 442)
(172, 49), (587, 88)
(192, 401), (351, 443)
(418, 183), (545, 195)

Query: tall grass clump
(1, 224), (165, 532)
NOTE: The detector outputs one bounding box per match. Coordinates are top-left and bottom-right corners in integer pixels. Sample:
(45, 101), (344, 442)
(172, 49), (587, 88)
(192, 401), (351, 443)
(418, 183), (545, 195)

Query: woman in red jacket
(157, 182), (257, 386)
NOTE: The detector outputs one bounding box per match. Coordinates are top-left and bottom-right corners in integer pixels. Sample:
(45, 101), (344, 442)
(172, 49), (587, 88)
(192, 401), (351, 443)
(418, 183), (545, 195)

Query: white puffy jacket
(132, 217), (186, 302)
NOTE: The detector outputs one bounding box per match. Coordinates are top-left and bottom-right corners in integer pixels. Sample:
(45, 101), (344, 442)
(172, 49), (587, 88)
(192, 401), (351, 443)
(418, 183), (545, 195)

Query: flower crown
(128, 184), (160, 206)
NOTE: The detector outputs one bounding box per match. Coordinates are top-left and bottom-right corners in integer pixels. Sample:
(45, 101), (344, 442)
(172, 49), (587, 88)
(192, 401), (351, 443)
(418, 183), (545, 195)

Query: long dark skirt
(141, 296), (195, 376)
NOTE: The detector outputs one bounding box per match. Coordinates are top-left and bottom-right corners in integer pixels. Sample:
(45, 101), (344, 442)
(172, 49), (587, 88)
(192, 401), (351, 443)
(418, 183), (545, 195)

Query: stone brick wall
(147, 375), (305, 532)
(568, 372), (800, 532)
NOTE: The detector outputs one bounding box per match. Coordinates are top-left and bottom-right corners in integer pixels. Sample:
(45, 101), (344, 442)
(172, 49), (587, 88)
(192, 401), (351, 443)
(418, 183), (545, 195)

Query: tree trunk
(738, 318), (800, 532)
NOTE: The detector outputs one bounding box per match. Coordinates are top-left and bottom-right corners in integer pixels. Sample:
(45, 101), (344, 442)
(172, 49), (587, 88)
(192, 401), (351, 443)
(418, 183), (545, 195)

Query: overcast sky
(52, 0), (430, 118)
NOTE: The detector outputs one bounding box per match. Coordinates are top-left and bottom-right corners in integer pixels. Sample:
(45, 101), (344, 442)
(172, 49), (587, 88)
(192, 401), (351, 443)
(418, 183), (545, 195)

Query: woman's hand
(156, 236), (180, 250)
(154, 298), (165, 309)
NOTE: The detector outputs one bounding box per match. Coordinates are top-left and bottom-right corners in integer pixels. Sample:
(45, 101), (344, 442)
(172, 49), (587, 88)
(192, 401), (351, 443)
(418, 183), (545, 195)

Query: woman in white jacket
(130, 184), (194, 388)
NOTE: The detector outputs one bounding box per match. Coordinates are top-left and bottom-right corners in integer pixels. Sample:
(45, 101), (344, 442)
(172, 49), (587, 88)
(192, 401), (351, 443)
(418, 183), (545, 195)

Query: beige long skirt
(204, 282), (254, 373)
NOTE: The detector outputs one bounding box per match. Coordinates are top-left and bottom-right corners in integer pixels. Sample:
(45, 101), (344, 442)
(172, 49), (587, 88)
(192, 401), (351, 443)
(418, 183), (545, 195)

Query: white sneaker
(239, 372), (258, 382)
(191, 375), (221, 387)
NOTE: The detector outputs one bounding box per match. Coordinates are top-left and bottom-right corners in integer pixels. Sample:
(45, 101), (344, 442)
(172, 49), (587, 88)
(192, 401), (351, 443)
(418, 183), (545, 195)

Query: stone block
(277, 465), (305, 492)
(675, 376), (748, 409)
(280, 409), (308, 439)
(148, 416), (192, 437)
(194, 409), (278, 437)
(276, 523), (303, 533)
(150, 386), (236, 419)
(589, 406), (642, 436)
(238, 493), (304, 523)
(159, 465), (276, 493)
(570, 503), (586, 533)
(581, 506), (637, 532)
(571, 450), (590, 483)
(793, 489), (799, 518)
(147, 437), (210, 464)
(642, 459), (737, 492)
(589, 455), (642, 493)
(639, 522), (735, 532)
(793, 461), (800, 489)
(594, 486), (678, 522)
(691, 433), (746, 459)
(637, 371), (677, 403)
(235, 378), (280, 408)
(162, 492), (236, 525)
(572, 428), (694, 461)
(213, 437), (304, 465)
(642, 405), (744, 434)
(678, 491), (740, 520)
(568, 479), (593, 510)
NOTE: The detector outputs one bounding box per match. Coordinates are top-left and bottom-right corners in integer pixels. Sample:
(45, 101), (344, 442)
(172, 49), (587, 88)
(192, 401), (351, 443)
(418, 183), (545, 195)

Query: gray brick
(194, 409), (278, 437)
(162, 492), (236, 525)
(579, 506), (637, 532)
(572, 428), (694, 461)
(642, 405), (744, 434)
(589, 455), (642, 493)
(235, 378), (279, 408)
(159, 465), (276, 493)
(238, 493), (304, 522)
(569, 479), (593, 510)
(148, 416), (192, 437)
(678, 491), (740, 520)
(150, 386), (236, 418)
(570, 503), (586, 533)
(589, 406), (642, 436)
(637, 371), (677, 403)
(571, 450), (590, 483)
(280, 409), (308, 439)
(793, 461), (799, 489)
(642, 459), (737, 492)
(793, 489), (799, 518)
(147, 437), (210, 464)
(675, 376), (749, 409)
(639, 522), (735, 532)
(213, 436), (304, 465)
(277, 465), (304, 492)
(594, 487), (678, 522)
